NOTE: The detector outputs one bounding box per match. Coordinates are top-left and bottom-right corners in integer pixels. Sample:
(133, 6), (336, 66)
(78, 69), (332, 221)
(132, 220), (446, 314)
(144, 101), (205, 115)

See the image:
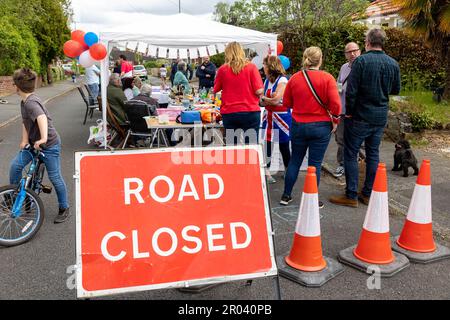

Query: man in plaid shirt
(330, 28), (401, 207)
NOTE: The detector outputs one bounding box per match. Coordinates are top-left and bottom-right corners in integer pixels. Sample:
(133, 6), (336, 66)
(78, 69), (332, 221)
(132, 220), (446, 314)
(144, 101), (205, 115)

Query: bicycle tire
(0, 184), (45, 247)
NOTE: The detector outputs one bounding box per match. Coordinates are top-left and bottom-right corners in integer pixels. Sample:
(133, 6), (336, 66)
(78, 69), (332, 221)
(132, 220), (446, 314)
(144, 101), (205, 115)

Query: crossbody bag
(302, 69), (341, 121)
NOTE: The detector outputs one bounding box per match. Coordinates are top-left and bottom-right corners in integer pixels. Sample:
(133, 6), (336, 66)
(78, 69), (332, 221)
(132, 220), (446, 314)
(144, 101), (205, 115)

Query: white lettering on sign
(152, 227), (178, 257)
(178, 175), (200, 201)
(124, 178), (144, 204)
(123, 174), (225, 205)
(203, 174), (224, 200)
(101, 231), (127, 262)
(181, 225), (202, 254)
(230, 222), (252, 249)
(100, 222), (252, 262)
(207, 224), (226, 252)
(149, 176), (175, 203)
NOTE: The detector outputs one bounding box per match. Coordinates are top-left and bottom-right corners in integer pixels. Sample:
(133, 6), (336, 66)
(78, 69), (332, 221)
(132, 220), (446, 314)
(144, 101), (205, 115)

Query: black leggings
(266, 140), (291, 169)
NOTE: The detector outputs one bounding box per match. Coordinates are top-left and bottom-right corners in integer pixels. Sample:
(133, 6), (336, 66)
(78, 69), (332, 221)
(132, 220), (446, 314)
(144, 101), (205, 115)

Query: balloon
(84, 32), (98, 47)
(277, 40), (284, 55)
(79, 50), (95, 68)
(71, 30), (86, 45)
(251, 55), (263, 69)
(278, 55), (290, 70)
(89, 43), (107, 60)
(63, 40), (84, 58)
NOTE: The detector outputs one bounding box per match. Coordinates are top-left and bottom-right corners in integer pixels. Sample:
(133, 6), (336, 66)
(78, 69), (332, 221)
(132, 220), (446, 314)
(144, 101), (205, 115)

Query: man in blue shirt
(330, 28), (401, 207)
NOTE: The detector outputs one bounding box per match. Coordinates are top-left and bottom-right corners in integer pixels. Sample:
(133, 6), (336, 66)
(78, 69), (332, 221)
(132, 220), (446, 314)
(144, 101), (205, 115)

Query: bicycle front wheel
(0, 185), (45, 247)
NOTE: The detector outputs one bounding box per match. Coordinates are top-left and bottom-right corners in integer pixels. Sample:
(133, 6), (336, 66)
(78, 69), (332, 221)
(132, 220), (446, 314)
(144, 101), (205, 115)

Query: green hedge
(279, 25), (446, 91)
(0, 16), (40, 76)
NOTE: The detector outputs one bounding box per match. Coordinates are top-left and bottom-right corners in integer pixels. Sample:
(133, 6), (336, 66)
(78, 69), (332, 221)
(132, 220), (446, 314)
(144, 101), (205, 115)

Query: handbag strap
(302, 69), (340, 120)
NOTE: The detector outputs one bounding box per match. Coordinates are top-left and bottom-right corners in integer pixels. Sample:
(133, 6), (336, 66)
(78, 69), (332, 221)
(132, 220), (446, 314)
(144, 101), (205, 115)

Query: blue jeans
(344, 118), (385, 199)
(283, 121), (332, 197)
(88, 83), (99, 105)
(9, 143), (69, 209)
(222, 112), (260, 145)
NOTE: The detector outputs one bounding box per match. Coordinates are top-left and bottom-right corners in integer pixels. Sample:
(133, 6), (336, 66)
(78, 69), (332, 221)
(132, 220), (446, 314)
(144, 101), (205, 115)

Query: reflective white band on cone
(295, 193), (320, 237)
(363, 191), (389, 233)
(406, 185), (432, 224)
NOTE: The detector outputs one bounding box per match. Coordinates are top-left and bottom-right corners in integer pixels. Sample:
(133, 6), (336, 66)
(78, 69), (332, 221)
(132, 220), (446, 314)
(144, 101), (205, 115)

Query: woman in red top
(280, 47), (341, 208)
(214, 42), (264, 144)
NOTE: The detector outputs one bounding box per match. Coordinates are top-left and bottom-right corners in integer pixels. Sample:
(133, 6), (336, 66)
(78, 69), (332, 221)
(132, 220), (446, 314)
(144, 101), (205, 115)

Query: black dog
(392, 140), (419, 177)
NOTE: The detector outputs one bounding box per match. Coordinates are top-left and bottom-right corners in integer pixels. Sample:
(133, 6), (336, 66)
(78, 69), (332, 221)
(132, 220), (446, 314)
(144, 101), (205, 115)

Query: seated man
(131, 84), (158, 116)
(107, 73), (127, 126)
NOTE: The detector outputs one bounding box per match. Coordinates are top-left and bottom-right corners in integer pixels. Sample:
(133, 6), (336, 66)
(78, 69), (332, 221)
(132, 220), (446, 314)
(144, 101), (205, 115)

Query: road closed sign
(75, 146), (277, 298)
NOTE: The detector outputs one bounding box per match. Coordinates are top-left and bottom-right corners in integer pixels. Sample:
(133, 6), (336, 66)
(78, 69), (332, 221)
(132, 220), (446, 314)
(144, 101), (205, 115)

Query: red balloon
(71, 30), (86, 46)
(89, 43), (107, 60)
(277, 41), (284, 55)
(63, 40), (84, 58)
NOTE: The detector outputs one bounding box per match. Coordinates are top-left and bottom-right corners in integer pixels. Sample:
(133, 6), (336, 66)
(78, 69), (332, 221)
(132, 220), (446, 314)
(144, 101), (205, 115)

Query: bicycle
(0, 144), (52, 247)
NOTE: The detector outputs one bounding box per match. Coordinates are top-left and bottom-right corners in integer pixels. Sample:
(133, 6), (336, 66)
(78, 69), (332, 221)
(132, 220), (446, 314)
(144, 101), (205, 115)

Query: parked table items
(151, 86), (170, 106)
(144, 117), (224, 148)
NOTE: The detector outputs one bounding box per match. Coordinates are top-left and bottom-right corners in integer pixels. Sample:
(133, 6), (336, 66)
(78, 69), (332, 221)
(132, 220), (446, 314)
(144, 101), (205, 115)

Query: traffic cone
(397, 160), (435, 252)
(285, 166), (326, 271)
(353, 163), (394, 264)
(338, 163), (410, 277)
(277, 166), (344, 287)
(392, 160), (450, 263)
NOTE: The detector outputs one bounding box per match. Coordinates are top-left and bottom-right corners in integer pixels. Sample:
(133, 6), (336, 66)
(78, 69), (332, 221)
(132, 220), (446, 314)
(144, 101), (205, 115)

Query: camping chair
(77, 86), (99, 125)
(84, 84), (99, 106)
(123, 100), (155, 149)
(105, 101), (128, 149)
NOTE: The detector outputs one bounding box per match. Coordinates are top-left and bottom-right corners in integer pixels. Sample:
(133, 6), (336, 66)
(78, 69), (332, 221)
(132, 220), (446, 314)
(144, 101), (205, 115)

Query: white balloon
(79, 50), (95, 68)
(251, 55), (263, 69)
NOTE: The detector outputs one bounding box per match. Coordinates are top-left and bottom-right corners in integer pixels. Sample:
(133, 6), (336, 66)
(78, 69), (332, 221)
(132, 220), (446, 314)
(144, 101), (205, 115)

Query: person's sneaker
(358, 193), (370, 205)
(329, 195), (358, 208)
(333, 166), (345, 178)
(54, 207), (71, 224)
(280, 195), (293, 206)
(318, 201), (324, 209)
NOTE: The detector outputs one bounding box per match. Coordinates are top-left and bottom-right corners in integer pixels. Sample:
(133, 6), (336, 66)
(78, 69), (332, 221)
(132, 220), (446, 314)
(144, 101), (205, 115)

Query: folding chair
(106, 102), (128, 149)
(77, 86), (99, 125)
(123, 100), (155, 149)
(84, 84), (99, 106)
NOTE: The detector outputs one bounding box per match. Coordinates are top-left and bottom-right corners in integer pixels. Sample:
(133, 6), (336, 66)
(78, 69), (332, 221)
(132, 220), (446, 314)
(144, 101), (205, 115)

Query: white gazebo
(97, 13), (278, 145)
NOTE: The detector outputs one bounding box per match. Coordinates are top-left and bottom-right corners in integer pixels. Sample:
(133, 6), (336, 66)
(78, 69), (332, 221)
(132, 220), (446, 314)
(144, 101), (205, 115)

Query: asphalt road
(0, 90), (449, 300)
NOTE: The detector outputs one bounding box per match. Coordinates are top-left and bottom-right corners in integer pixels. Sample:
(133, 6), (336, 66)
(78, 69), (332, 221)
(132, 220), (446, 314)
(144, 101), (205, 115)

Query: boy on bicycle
(10, 68), (70, 223)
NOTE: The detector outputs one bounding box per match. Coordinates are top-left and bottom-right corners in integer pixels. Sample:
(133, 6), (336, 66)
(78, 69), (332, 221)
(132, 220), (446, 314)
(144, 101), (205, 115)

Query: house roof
(365, 0), (401, 18)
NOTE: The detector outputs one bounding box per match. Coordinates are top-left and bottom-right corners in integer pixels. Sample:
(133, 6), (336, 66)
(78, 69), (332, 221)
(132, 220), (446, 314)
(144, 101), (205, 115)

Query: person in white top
(122, 77), (134, 101)
(84, 65), (100, 105)
(159, 64), (167, 88)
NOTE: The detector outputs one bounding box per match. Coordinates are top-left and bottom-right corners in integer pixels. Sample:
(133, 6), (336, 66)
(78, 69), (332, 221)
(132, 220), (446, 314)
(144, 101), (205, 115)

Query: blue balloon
(278, 55), (290, 70)
(84, 32), (98, 47)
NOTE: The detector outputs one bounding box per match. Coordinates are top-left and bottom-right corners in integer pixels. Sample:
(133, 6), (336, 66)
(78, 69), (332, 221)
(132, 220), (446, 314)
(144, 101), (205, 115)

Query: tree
(0, 16), (40, 75)
(393, 0), (450, 99)
(0, 0), (71, 79)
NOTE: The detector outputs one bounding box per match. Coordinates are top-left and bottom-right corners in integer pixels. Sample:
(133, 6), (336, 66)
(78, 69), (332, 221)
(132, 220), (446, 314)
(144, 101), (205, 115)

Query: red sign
(75, 146), (277, 298)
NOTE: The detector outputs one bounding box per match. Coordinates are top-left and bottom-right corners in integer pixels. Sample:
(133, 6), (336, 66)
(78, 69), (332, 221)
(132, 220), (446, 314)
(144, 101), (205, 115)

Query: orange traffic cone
(278, 166), (344, 286)
(285, 166), (326, 271)
(339, 163), (410, 276)
(353, 163), (394, 264)
(397, 160), (435, 252)
(392, 160), (450, 264)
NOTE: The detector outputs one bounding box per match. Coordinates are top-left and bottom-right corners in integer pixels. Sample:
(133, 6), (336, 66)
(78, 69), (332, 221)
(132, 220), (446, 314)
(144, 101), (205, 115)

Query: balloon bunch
(277, 40), (290, 71)
(63, 30), (107, 67)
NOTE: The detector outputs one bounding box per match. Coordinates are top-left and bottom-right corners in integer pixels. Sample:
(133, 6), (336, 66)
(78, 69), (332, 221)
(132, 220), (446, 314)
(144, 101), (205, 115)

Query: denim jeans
(344, 118), (385, 199)
(9, 143), (69, 209)
(88, 83), (99, 105)
(222, 112), (260, 145)
(283, 121), (332, 197)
